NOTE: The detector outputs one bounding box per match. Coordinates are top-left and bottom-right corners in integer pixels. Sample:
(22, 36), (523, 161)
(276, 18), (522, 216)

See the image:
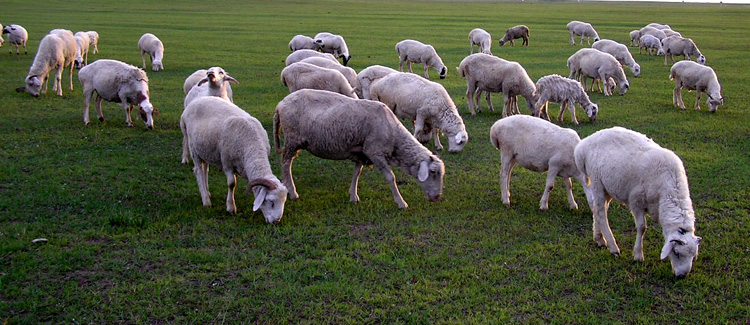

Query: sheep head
(23, 75), (42, 97)
(415, 156), (444, 202)
(247, 178), (288, 225)
(198, 67), (239, 89)
(660, 228), (701, 277)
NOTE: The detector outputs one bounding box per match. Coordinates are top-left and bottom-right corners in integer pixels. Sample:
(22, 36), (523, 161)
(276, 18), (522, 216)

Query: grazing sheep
(629, 30), (640, 47)
(86, 31), (99, 54)
(314, 32), (351, 66)
(19, 31), (76, 97)
(534, 74), (598, 125)
(639, 26), (667, 41)
(2, 24), (28, 54)
(138, 33), (164, 71)
(670, 60), (723, 112)
(574, 127), (702, 277)
(183, 68), (235, 101)
(284, 49), (338, 66)
(300, 56), (359, 95)
(273, 89), (445, 209)
(288, 34), (318, 52)
(73, 31), (90, 69)
(567, 48), (629, 96)
(498, 25), (530, 47)
(639, 35), (665, 56)
(181, 97), (288, 223)
(662, 36), (705, 66)
(280, 62), (358, 98)
(663, 29), (682, 38)
(567, 21), (600, 45)
(469, 28), (492, 54)
(592, 39), (640, 77)
(395, 39), (447, 79)
(646, 22), (672, 30)
(491, 115), (590, 210)
(369, 72), (469, 152)
(78, 59), (157, 129)
(356, 65), (399, 100)
(458, 53), (537, 117)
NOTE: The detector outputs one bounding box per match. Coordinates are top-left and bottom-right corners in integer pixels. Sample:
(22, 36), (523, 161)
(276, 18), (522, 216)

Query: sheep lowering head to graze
(78, 59), (157, 129)
(567, 21), (599, 45)
(138, 33), (164, 71)
(314, 32), (351, 66)
(73, 31), (91, 69)
(629, 30), (640, 47)
(469, 28), (492, 54)
(300, 56), (359, 95)
(18, 30), (77, 97)
(280, 62), (358, 98)
(284, 49), (338, 66)
(534, 74), (598, 125)
(574, 127), (702, 277)
(568, 48), (629, 96)
(491, 115), (591, 210)
(273, 89), (445, 209)
(662, 36), (705, 66)
(288, 34), (318, 52)
(498, 25), (530, 47)
(395, 39), (447, 79)
(356, 65), (399, 100)
(592, 39), (640, 77)
(2, 24), (29, 55)
(639, 35), (665, 56)
(458, 53), (537, 117)
(86, 31), (99, 54)
(639, 26), (667, 41)
(670, 60), (723, 113)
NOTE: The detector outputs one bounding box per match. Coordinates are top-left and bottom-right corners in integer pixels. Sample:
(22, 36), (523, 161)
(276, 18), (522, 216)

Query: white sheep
(78, 59), (157, 129)
(469, 28), (492, 54)
(284, 49), (338, 66)
(288, 34), (318, 52)
(19, 30), (76, 97)
(646, 22), (672, 30)
(86, 31), (99, 54)
(574, 127), (702, 277)
(280, 62), (358, 98)
(458, 53), (537, 117)
(498, 25), (530, 47)
(639, 34), (665, 56)
(567, 48), (629, 96)
(592, 39), (640, 77)
(368, 72), (469, 153)
(2, 24), (29, 54)
(662, 36), (705, 66)
(670, 60), (723, 112)
(73, 31), (90, 69)
(314, 32), (351, 66)
(395, 39), (447, 79)
(183, 68), (235, 101)
(491, 115), (590, 210)
(639, 26), (667, 41)
(567, 21), (600, 45)
(629, 30), (640, 47)
(534, 74), (598, 125)
(273, 89), (445, 209)
(299, 56), (359, 95)
(138, 33), (164, 71)
(356, 65), (399, 100)
(181, 96), (288, 223)
(663, 29), (682, 38)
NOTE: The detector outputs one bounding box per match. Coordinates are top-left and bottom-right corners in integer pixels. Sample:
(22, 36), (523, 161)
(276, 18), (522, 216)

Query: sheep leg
(568, 100), (579, 125)
(512, 96), (520, 115)
(224, 171), (237, 214)
(557, 102), (566, 122)
(372, 156), (407, 209)
(632, 208), (647, 261)
(95, 95), (105, 122)
(563, 177), (578, 210)
(539, 167), (558, 210)
(569, 32), (575, 45)
(83, 88), (94, 125)
(348, 162), (364, 203)
(433, 128), (443, 151)
(122, 100), (134, 127)
(694, 91), (702, 110)
(398, 57), (405, 72)
(466, 83), (477, 116)
(485, 90), (494, 112)
(673, 85), (686, 109)
(193, 158), (211, 206)
(68, 62), (74, 90)
(281, 148), (300, 200)
(407, 61), (414, 74)
(594, 197), (620, 255)
(422, 64), (429, 79)
(500, 154), (515, 206)
(54, 66), (64, 96)
(180, 118), (190, 164)
(501, 93), (510, 118)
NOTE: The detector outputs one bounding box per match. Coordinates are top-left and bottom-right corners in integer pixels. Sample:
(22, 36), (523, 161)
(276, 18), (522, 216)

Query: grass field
(1, 0), (749, 322)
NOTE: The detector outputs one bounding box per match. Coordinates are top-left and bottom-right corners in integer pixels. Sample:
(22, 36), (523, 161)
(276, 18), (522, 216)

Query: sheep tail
(273, 112), (282, 154)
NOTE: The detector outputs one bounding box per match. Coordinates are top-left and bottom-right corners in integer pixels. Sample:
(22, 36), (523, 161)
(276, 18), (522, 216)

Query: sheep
(288, 34), (318, 52)
(2, 24), (28, 54)
(299, 56), (359, 95)
(181, 96), (288, 223)
(491, 115), (590, 210)
(368, 72), (469, 153)
(280, 62), (358, 98)
(639, 35), (665, 56)
(662, 36), (705, 66)
(458, 53), (537, 117)
(19, 30), (76, 97)
(314, 32), (351, 66)
(670, 60), (723, 113)
(592, 39), (641, 77)
(469, 28), (492, 54)
(567, 21), (600, 45)
(646, 22), (672, 30)
(183, 68), (235, 101)
(567, 48), (629, 96)
(629, 30), (640, 47)
(498, 25), (530, 47)
(534, 74), (598, 125)
(73, 31), (90, 69)
(284, 49), (338, 66)
(138, 33), (164, 71)
(86, 31), (99, 54)
(574, 126), (702, 277)
(78, 59), (157, 129)
(395, 39), (447, 79)
(273, 89), (445, 209)
(663, 29), (682, 38)
(356, 65), (399, 100)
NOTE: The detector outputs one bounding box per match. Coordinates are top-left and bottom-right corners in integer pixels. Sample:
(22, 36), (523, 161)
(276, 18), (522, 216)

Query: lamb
(458, 53), (537, 117)
(498, 25), (530, 47)
(639, 35), (665, 56)
(2, 24), (28, 54)
(284, 49), (338, 66)
(19, 30), (77, 97)
(181, 96), (288, 223)
(592, 39), (640, 77)
(288, 34), (318, 52)
(670, 60), (723, 112)
(138, 33), (164, 71)
(567, 48), (629, 96)
(395, 39), (447, 79)
(73, 31), (90, 69)
(299, 56), (359, 95)
(86, 31), (99, 54)
(78, 59), (157, 129)
(574, 127), (702, 277)
(662, 36), (705, 66)
(567, 21), (600, 45)
(491, 115), (590, 210)
(629, 30), (640, 47)
(356, 65), (398, 100)
(469, 28), (492, 54)
(368, 72), (469, 153)
(273, 89), (445, 209)
(534, 74), (598, 125)
(280, 62), (358, 98)
(639, 26), (667, 41)
(314, 32), (351, 66)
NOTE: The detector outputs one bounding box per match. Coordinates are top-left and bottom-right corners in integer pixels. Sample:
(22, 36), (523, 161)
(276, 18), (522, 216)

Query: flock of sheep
(3, 20), (718, 277)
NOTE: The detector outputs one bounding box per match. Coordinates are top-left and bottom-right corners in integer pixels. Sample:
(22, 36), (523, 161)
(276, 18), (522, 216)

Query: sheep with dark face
(73, 31), (90, 69)
(395, 39), (447, 79)
(288, 34), (318, 52)
(2, 24), (28, 54)
(314, 32), (351, 66)
(567, 21), (599, 45)
(498, 25), (530, 47)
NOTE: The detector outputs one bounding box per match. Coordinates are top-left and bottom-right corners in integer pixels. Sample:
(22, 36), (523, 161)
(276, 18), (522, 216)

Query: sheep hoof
(99, 117), (105, 122)
(539, 205), (548, 211)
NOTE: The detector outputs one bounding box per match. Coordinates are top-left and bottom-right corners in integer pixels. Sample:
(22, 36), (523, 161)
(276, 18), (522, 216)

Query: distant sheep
(73, 31), (90, 68)
(568, 48), (629, 96)
(670, 60), (723, 112)
(288, 34), (317, 52)
(592, 39), (640, 77)
(138, 33), (164, 71)
(662, 36), (705, 66)
(280, 62), (358, 98)
(314, 32), (351, 66)
(458, 53), (537, 117)
(629, 30), (640, 47)
(534, 74), (598, 125)
(663, 29), (682, 38)
(19, 30), (76, 97)
(395, 39), (447, 79)
(646, 23), (672, 30)
(86, 31), (99, 54)
(2, 24), (28, 54)
(639, 35), (665, 56)
(498, 25), (530, 47)
(639, 26), (667, 41)
(567, 21), (600, 45)
(285, 49), (338, 66)
(356, 65), (398, 100)
(469, 28), (492, 54)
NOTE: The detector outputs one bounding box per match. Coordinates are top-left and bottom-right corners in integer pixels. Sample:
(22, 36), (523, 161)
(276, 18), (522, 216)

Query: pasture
(1, 0), (749, 322)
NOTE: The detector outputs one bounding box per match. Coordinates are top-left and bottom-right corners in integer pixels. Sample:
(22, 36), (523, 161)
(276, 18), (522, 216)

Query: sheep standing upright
(567, 48), (629, 96)
(592, 39), (640, 77)
(288, 34), (317, 52)
(670, 60), (723, 112)
(138, 33), (164, 71)
(498, 25), (530, 47)
(314, 32), (351, 66)
(273, 89), (445, 209)
(469, 28), (492, 54)
(20, 30), (76, 97)
(2, 24), (28, 54)
(639, 35), (664, 56)
(395, 39), (447, 79)
(662, 36), (705, 66)
(183, 68), (235, 101)
(458, 53), (537, 117)
(574, 127), (702, 277)
(356, 65), (398, 100)
(73, 31), (90, 68)
(567, 21), (600, 45)
(639, 26), (667, 41)
(534, 74), (598, 125)
(280, 62), (358, 98)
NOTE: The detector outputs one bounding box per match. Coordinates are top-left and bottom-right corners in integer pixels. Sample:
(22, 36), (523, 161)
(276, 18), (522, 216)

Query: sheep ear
(225, 75), (239, 84)
(197, 77), (209, 87)
(418, 160), (429, 182)
(253, 187), (267, 212)
(660, 240), (674, 260)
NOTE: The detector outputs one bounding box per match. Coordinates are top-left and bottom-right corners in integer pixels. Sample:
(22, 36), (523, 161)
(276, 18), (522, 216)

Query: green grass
(1, 0), (749, 322)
